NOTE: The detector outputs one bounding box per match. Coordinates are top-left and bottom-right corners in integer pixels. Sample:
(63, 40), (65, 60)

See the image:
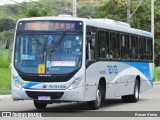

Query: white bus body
(11, 16), (154, 110)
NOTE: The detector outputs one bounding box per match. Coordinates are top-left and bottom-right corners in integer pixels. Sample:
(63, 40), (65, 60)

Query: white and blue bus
(11, 15), (154, 110)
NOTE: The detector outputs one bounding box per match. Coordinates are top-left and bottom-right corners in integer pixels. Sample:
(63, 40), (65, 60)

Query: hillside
(0, 0), (102, 44)
(0, 0), (106, 20)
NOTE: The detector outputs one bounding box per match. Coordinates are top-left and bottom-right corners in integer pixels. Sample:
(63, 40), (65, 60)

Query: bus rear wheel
(33, 100), (47, 109)
(88, 84), (102, 110)
(122, 80), (140, 103)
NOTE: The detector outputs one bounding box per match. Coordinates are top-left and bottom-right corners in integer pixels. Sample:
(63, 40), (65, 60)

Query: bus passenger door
(85, 31), (97, 101)
(86, 32), (96, 61)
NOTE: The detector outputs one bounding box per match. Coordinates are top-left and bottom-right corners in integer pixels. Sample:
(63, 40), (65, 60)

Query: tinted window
(146, 38), (153, 60)
(139, 37), (146, 60)
(131, 36), (139, 60)
(98, 31), (109, 58)
(110, 32), (120, 59)
(86, 26), (97, 61)
(121, 34), (130, 59)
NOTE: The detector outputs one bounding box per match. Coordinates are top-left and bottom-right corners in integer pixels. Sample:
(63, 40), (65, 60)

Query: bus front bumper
(12, 85), (85, 102)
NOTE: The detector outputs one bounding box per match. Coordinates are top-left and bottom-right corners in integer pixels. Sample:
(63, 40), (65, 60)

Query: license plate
(38, 96), (51, 101)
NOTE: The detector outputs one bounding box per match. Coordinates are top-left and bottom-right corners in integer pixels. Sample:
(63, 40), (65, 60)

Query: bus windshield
(14, 32), (83, 74)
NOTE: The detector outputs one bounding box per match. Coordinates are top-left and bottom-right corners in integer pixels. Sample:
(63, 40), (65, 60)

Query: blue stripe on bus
(23, 82), (42, 89)
(16, 76), (41, 89)
(123, 62), (153, 86)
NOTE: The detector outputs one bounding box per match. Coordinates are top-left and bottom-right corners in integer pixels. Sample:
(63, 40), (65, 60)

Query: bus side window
(146, 38), (153, 60)
(98, 30), (109, 59)
(90, 46), (95, 60)
(139, 37), (146, 60)
(121, 34), (130, 59)
(131, 36), (138, 60)
(110, 32), (120, 59)
(86, 39), (95, 61)
(86, 32), (96, 61)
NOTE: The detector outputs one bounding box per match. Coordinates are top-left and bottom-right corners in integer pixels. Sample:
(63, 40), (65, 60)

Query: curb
(154, 82), (160, 85)
(0, 95), (11, 100)
(0, 82), (160, 100)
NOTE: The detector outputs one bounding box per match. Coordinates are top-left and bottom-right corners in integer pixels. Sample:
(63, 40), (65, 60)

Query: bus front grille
(25, 91), (64, 100)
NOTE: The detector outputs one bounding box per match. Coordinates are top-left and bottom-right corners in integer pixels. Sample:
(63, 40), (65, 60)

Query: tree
(97, 0), (160, 66)
(97, 0), (151, 30)
(22, 7), (54, 17)
(154, 0), (160, 66)
(77, 4), (98, 18)
(131, 1), (151, 31)
(0, 30), (14, 44)
(23, 7), (40, 17)
(0, 19), (16, 32)
(97, 0), (127, 22)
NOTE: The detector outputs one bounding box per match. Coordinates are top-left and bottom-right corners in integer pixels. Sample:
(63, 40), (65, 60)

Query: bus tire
(33, 100), (47, 109)
(122, 80), (140, 103)
(88, 84), (102, 110)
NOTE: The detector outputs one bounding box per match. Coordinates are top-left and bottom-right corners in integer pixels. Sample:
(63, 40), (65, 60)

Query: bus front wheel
(33, 100), (47, 109)
(88, 84), (102, 110)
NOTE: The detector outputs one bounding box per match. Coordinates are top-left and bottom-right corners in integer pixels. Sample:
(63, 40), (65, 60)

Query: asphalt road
(0, 83), (160, 118)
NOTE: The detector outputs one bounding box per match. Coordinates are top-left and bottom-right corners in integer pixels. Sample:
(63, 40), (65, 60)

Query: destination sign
(17, 21), (83, 31)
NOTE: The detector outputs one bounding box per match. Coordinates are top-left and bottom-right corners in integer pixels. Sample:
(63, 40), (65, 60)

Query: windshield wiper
(32, 32), (41, 45)
(31, 32), (46, 62)
(51, 32), (66, 52)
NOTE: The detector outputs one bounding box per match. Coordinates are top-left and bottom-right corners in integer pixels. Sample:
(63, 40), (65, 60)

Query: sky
(0, 0), (39, 6)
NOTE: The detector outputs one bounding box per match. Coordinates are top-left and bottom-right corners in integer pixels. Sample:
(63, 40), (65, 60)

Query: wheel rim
(135, 83), (139, 99)
(96, 89), (101, 107)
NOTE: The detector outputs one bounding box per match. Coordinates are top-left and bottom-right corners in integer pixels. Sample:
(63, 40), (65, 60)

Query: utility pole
(126, 0), (131, 25)
(73, 0), (77, 17)
(151, 0), (154, 59)
(127, 0), (145, 26)
(151, 0), (154, 41)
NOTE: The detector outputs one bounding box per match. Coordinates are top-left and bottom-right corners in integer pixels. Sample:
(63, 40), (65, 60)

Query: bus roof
(18, 16), (152, 38)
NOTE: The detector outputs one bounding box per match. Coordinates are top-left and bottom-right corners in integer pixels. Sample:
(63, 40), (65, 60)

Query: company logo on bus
(42, 84), (47, 89)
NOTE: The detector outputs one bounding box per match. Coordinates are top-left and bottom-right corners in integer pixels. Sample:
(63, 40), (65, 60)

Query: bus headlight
(13, 76), (22, 89)
(68, 78), (82, 90)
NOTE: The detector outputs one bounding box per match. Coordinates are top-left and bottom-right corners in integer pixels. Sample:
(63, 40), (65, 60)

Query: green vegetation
(0, 19), (16, 32)
(0, 67), (11, 95)
(154, 67), (160, 82)
(23, 7), (54, 17)
(0, 50), (11, 68)
(0, 90), (11, 95)
(0, 50), (11, 95)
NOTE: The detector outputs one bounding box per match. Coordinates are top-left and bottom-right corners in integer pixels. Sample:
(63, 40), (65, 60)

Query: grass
(0, 67), (11, 95)
(0, 49), (11, 95)
(0, 90), (11, 95)
(154, 67), (160, 82)
(0, 49), (11, 68)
